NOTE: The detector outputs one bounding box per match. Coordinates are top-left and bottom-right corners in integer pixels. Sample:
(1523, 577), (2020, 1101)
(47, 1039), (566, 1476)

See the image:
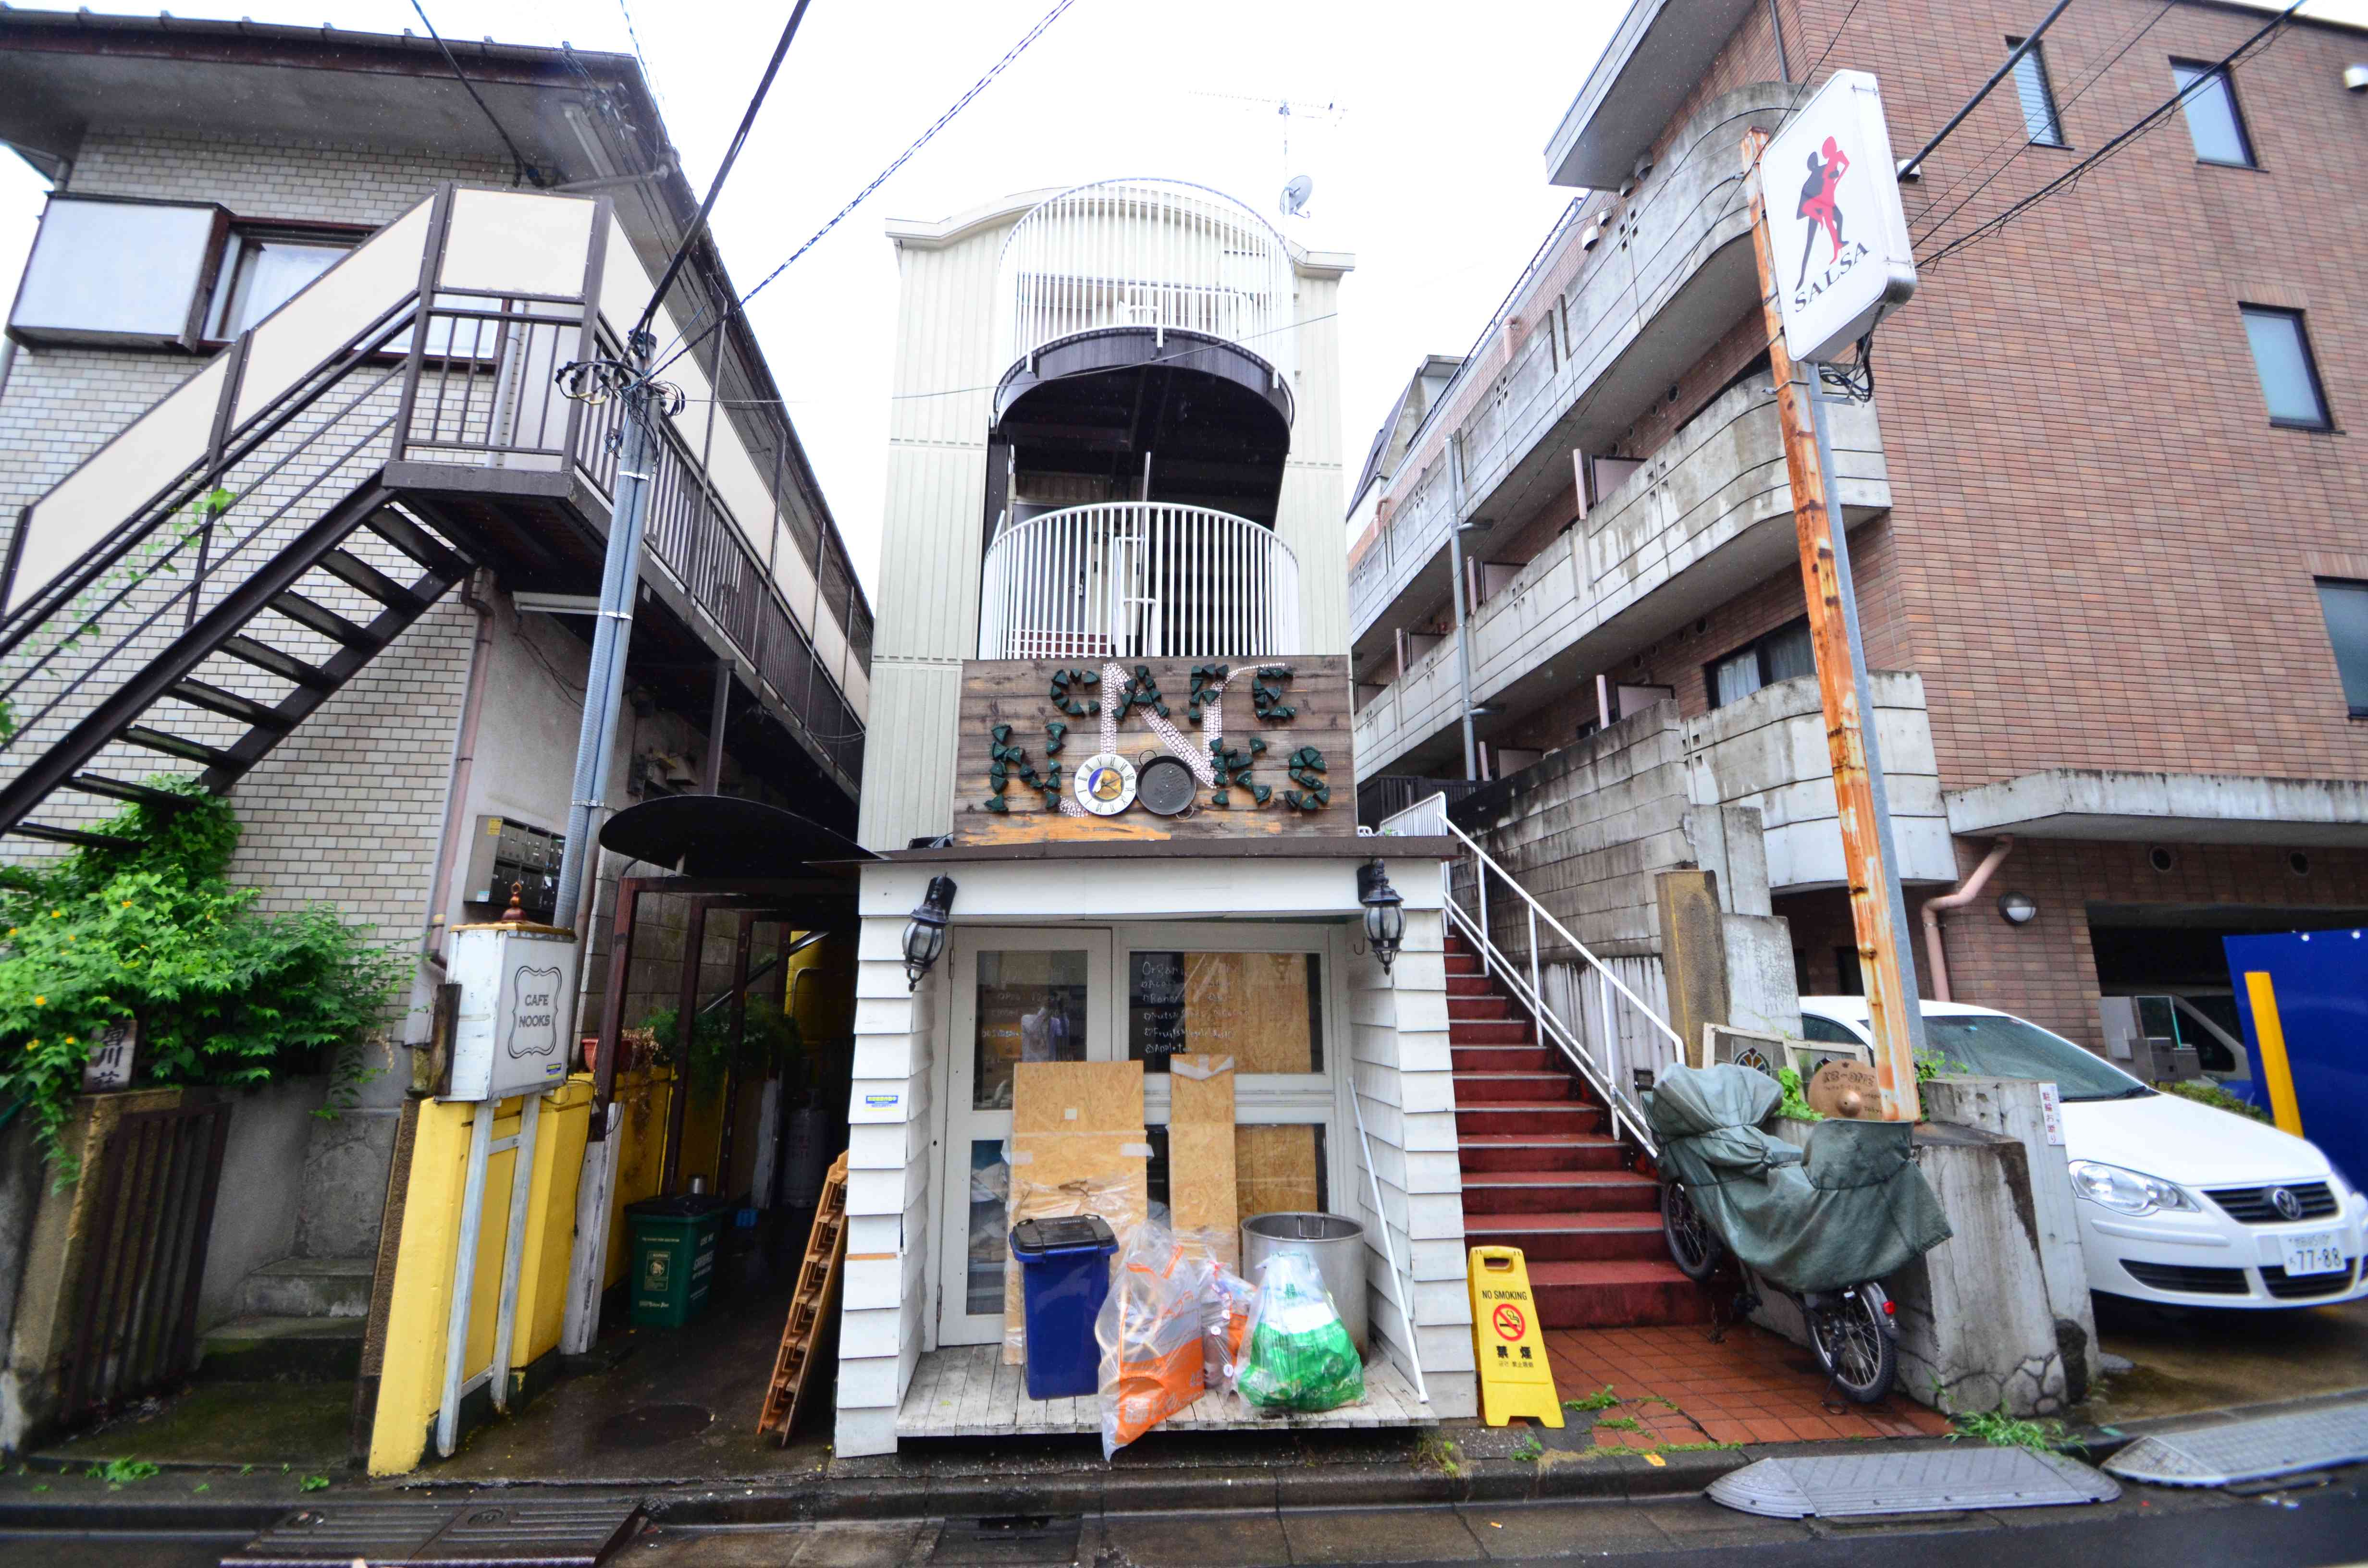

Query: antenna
(1280, 174), (1315, 218)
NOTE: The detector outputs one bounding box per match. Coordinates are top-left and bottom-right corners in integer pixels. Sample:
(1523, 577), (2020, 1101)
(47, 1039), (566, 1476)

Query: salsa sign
(1763, 70), (1916, 366)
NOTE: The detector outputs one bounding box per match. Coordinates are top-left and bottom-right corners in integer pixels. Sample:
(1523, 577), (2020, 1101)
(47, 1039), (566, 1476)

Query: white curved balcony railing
(994, 179), (1296, 387)
(978, 502), (1300, 661)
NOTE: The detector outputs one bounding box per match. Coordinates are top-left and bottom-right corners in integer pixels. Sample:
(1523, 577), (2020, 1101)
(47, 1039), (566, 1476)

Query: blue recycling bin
(1010, 1215), (1118, 1399)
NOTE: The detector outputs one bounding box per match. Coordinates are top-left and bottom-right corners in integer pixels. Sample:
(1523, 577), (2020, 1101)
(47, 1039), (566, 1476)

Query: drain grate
(929, 1513), (1084, 1566)
(1708, 1449), (2119, 1519)
(2104, 1400), (2368, 1489)
(593, 1402), (713, 1449)
(226, 1500), (639, 1566)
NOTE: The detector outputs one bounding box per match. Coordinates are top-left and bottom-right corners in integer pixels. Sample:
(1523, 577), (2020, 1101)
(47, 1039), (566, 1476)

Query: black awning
(598, 794), (875, 878)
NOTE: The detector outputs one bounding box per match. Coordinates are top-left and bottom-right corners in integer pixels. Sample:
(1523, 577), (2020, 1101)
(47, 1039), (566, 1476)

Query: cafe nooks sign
(1763, 70), (1917, 366)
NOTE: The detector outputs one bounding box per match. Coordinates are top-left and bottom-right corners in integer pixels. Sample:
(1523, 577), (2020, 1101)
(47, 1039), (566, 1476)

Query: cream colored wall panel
(441, 190), (594, 296)
(873, 443), (987, 662)
(855, 659), (964, 851)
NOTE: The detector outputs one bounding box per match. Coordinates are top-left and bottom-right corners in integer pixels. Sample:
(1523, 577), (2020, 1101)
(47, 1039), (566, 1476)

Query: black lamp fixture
(1357, 859), (1406, 973)
(1997, 891), (2038, 927)
(903, 874), (957, 991)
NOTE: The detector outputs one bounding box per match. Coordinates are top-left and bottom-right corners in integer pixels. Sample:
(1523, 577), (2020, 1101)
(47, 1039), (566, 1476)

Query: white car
(1798, 997), (2368, 1309)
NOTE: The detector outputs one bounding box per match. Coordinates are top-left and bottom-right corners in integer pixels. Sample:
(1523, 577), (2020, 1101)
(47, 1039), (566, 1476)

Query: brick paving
(1544, 1322), (1950, 1446)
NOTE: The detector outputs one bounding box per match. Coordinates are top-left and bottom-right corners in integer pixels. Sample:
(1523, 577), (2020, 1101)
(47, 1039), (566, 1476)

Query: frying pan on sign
(1135, 754), (1198, 816)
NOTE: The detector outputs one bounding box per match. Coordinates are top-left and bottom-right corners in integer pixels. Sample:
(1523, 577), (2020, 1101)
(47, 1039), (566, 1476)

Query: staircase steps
(1447, 930), (1712, 1328)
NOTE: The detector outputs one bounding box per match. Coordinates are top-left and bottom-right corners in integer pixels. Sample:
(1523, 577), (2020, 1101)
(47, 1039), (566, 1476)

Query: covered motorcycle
(1645, 1062), (1949, 1296)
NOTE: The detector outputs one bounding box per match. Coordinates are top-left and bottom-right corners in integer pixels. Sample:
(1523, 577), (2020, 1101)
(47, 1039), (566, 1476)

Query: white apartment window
(1708, 617), (1816, 708)
(208, 228), (356, 339)
(6, 196), (222, 347)
(2008, 38), (2066, 147)
(2171, 60), (2255, 167)
(2241, 306), (2331, 430)
(2316, 579), (2368, 719)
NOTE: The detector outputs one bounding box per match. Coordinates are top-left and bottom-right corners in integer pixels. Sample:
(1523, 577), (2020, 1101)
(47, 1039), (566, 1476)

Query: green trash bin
(626, 1196), (728, 1327)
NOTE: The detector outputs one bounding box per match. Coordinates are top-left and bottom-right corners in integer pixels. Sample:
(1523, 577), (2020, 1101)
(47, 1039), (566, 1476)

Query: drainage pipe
(421, 570), (499, 969)
(1919, 836), (2013, 1004)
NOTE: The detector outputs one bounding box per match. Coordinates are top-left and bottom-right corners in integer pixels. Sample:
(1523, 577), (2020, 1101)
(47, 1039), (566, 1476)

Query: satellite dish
(1280, 174), (1314, 218)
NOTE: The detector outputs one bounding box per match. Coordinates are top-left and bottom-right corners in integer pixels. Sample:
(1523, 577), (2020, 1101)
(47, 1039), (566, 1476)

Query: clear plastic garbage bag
(1095, 1221), (1215, 1459)
(1234, 1250), (1363, 1413)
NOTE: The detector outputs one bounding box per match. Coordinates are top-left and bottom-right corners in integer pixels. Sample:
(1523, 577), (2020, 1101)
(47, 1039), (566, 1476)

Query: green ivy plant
(0, 780), (407, 1178)
(2162, 1078), (2270, 1124)
(642, 996), (805, 1098)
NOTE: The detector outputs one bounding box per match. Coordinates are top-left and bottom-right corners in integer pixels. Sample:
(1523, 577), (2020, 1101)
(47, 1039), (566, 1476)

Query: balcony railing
(993, 179), (1296, 387)
(977, 502), (1299, 661)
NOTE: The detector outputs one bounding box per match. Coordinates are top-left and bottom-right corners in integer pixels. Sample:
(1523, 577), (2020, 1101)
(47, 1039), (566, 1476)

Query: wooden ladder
(755, 1150), (849, 1442)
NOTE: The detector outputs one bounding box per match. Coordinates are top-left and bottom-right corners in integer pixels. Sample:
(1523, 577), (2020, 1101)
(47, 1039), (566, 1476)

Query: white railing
(977, 502), (1300, 661)
(1381, 794), (1683, 1157)
(994, 179), (1296, 387)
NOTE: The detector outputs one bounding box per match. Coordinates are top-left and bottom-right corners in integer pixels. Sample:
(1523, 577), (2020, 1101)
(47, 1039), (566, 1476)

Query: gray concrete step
(197, 1314), (364, 1383)
(234, 1255), (373, 1320)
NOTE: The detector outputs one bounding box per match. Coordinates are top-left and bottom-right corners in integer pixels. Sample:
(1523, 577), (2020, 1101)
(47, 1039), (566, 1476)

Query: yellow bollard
(2243, 972), (2306, 1138)
(1468, 1246), (1563, 1427)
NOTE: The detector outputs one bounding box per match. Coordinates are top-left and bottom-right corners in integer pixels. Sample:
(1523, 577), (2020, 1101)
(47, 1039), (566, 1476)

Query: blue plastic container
(1009, 1215), (1118, 1399)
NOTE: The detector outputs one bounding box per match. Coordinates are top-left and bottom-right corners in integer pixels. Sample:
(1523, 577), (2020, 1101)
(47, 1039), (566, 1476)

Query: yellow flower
(62, 1036), (74, 1046)
(49, 910), (60, 919)
(32, 996), (44, 1006)
(120, 900), (131, 908)
(64, 935), (74, 943)
(25, 1040), (37, 1051)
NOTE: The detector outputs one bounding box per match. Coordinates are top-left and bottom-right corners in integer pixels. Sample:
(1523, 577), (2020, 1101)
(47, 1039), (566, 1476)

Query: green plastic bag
(1235, 1251), (1363, 1413)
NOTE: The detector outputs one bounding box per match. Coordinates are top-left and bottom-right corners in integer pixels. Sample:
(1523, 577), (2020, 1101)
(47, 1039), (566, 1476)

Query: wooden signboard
(951, 656), (1353, 845)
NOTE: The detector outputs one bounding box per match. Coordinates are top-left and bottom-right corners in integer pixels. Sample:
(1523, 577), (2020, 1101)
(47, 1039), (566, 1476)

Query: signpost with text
(1746, 70), (1928, 1121)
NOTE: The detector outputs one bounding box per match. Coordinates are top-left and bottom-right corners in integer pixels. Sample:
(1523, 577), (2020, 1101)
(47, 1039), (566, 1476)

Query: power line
(649, 0), (1082, 379)
(1922, 0), (2303, 270)
(635, 0), (816, 340)
(409, 0), (546, 187)
(614, 0), (670, 115)
(1908, 0), (2176, 248)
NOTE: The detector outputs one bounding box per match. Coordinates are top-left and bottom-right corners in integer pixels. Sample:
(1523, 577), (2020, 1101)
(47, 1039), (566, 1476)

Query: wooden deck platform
(896, 1344), (1437, 1438)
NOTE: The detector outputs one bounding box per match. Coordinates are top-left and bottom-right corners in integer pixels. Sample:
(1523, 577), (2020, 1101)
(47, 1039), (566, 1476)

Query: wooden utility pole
(1743, 127), (1924, 1121)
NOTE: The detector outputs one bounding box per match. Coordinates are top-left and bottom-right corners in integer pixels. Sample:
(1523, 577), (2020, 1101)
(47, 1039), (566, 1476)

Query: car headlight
(2067, 1160), (2200, 1217)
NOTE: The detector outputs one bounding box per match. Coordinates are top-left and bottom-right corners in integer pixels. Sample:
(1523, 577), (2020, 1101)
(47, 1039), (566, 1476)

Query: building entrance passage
(2087, 902), (2368, 1066)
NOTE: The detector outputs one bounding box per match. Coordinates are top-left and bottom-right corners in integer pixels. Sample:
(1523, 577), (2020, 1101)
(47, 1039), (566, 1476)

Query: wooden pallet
(756, 1150), (848, 1443)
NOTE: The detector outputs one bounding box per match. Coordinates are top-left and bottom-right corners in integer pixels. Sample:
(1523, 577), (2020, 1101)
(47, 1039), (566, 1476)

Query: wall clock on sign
(1072, 753), (1137, 816)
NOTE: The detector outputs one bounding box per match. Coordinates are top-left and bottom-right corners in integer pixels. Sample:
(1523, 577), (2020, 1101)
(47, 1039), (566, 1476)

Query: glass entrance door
(937, 930), (1113, 1346)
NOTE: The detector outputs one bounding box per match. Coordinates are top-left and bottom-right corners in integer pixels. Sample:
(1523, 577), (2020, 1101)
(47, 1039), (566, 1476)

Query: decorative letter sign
(1762, 70), (1917, 366)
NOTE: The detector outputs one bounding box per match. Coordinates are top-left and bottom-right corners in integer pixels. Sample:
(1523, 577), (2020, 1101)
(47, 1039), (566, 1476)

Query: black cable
(1909, 0), (2175, 247)
(635, 0), (816, 341)
(649, 0), (1080, 379)
(1923, 0), (2302, 270)
(409, 0), (546, 188)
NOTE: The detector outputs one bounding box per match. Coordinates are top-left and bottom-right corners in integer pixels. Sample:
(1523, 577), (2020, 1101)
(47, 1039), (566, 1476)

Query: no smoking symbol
(1492, 1302), (1526, 1340)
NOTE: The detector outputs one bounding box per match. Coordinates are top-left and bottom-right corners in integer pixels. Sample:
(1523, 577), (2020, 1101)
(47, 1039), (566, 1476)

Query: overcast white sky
(2, 0), (2361, 596)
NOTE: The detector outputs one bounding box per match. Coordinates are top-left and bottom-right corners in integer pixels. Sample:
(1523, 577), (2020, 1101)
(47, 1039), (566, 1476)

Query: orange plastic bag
(1095, 1223), (1215, 1458)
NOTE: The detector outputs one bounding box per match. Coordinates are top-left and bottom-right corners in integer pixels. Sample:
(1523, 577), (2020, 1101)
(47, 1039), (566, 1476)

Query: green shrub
(2162, 1078), (2270, 1124)
(0, 782), (407, 1176)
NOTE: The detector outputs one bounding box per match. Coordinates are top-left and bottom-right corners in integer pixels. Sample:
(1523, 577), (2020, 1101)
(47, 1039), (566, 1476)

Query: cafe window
(1127, 950), (1323, 1073)
(971, 948), (1090, 1110)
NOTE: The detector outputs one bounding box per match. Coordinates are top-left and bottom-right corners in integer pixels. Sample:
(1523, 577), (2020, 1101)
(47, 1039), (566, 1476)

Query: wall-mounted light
(1997, 891), (2038, 927)
(902, 874), (957, 991)
(1357, 859), (1406, 973)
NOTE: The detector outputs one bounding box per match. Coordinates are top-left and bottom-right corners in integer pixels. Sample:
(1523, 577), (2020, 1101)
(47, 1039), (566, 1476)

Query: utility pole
(1744, 126), (1927, 1121)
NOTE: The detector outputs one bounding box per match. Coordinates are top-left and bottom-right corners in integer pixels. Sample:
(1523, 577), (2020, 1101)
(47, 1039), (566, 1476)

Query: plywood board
(1004, 1061), (1148, 1362)
(1167, 1053), (1237, 1270)
(952, 657), (1353, 845)
(1184, 953), (1317, 1073)
(1236, 1124), (1321, 1221)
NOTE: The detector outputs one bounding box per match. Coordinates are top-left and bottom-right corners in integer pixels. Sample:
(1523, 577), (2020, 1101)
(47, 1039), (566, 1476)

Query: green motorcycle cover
(1646, 1062), (1951, 1295)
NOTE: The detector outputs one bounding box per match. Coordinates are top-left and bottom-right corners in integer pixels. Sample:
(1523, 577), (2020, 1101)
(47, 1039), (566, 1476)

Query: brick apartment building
(0, 12), (867, 1446)
(1349, 0), (2368, 1054)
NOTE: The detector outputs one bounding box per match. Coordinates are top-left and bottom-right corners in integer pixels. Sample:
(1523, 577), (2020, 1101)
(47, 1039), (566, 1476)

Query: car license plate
(2281, 1231), (2346, 1277)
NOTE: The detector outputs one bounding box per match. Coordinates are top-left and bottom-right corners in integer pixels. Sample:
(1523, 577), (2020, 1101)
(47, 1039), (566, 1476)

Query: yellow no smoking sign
(1468, 1246), (1563, 1427)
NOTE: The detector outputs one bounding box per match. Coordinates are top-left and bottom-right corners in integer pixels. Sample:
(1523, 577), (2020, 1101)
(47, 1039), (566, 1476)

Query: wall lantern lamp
(1997, 891), (2038, 927)
(903, 874), (958, 991)
(1357, 859), (1406, 973)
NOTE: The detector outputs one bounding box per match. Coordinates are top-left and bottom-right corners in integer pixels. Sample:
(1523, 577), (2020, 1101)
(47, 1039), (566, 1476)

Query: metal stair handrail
(1408, 793), (1681, 1158)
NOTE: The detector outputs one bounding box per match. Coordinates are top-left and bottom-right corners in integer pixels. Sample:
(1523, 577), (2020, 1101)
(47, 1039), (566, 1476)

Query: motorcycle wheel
(1661, 1180), (1723, 1283)
(1808, 1287), (1897, 1403)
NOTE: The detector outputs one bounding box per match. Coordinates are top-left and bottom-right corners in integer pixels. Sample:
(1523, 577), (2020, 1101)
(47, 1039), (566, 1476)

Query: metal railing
(977, 502), (1300, 661)
(994, 179), (1296, 387)
(1384, 793), (1682, 1157)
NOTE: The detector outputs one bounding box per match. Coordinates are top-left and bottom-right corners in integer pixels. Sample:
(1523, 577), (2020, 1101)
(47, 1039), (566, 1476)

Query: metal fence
(977, 502), (1301, 662)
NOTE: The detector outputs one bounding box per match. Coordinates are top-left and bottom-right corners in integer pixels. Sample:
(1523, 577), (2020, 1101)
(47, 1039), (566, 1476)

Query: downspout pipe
(1919, 836), (2012, 1004)
(421, 569), (499, 970)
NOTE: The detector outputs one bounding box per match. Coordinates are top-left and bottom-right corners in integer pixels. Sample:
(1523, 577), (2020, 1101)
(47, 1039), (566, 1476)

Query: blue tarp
(2225, 929), (2368, 1193)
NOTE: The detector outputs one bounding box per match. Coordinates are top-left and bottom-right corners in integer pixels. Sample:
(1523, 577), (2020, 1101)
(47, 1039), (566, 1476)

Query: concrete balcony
(1348, 79), (1801, 654)
(1354, 378), (1887, 779)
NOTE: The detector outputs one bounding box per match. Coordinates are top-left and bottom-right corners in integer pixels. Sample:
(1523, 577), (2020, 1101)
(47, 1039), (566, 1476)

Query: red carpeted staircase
(1447, 930), (1713, 1327)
